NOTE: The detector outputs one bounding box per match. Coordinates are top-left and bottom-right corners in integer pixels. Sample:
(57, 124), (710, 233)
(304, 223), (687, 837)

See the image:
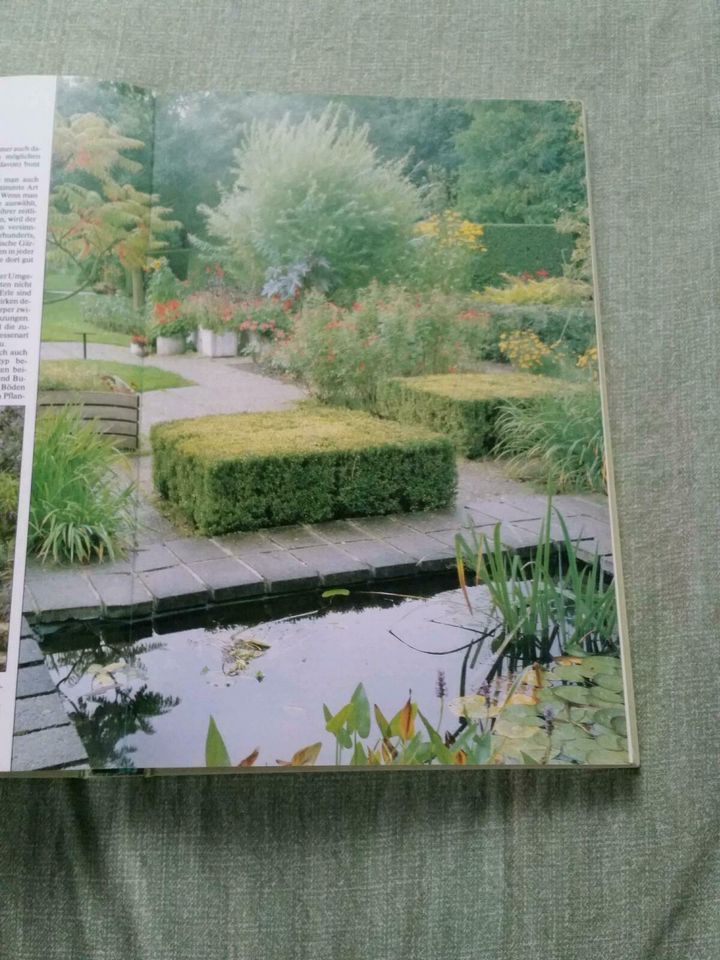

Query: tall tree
(455, 101), (586, 223)
(47, 112), (179, 307)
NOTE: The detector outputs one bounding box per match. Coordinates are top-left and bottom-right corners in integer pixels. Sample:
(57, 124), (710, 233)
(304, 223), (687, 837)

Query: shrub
(200, 105), (423, 300)
(410, 210), (486, 293)
(494, 386), (605, 492)
(478, 272), (592, 306)
(473, 224), (574, 288)
(151, 405), (456, 534)
(0, 406), (24, 475)
(0, 472), (19, 541)
(80, 294), (143, 335)
(29, 409), (135, 564)
(274, 285), (491, 409)
(475, 304), (597, 361)
(146, 257), (181, 306)
(376, 372), (572, 458)
(179, 291), (237, 334)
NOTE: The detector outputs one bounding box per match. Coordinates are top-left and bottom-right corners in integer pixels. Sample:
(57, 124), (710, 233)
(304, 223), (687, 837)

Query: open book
(0, 76), (637, 774)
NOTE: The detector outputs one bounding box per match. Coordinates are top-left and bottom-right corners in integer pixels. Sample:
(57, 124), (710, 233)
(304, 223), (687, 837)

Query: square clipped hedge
(150, 406), (457, 534)
(376, 372), (571, 458)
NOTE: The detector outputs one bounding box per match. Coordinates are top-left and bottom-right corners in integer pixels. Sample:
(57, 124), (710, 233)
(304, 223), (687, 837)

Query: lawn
(41, 295), (130, 346)
(39, 360), (192, 393)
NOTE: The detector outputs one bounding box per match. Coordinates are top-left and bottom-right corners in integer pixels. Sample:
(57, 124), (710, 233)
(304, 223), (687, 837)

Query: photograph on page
(2, 77), (636, 772)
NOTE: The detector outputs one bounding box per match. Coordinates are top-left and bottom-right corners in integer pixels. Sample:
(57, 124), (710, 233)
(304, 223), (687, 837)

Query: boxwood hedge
(376, 372), (572, 458)
(151, 406), (457, 534)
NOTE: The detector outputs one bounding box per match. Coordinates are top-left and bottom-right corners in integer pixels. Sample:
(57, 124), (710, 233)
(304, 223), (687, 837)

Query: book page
(1, 81), (636, 773)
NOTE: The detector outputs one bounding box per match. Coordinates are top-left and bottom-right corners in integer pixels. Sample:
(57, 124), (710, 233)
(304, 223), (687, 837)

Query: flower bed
(376, 372), (572, 458)
(151, 406), (457, 534)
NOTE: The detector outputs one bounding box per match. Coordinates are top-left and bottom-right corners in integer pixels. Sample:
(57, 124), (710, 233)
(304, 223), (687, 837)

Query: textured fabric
(1, 3), (719, 958)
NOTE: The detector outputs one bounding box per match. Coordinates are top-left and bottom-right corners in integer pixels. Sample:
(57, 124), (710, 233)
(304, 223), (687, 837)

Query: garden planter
(129, 342), (149, 358)
(198, 326), (238, 358)
(155, 335), (185, 357)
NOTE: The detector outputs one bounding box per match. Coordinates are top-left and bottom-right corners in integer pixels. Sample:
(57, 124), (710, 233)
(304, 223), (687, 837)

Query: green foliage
(41, 296), (131, 346)
(29, 409), (135, 564)
(0, 406), (24, 475)
(479, 273), (592, 307)
(409, 210), (486, 293)
(455, 505), (617, 666)
(201, 105), (423, 298)
(79, 294), (143, 335)
(274, 285), (490, 409)
(556, 208), (592, 281)
(455, 101), (586, 224)
(146, 258), (181, 306)
(0, 473), (20, 541)
(38, 360), (191, 393)
(495, 387), (606, 492)
(474, 303), (597, 362)
(473, 224), (575, 288)
(151, 405), (456, 535)
(376, 372), (572, 458)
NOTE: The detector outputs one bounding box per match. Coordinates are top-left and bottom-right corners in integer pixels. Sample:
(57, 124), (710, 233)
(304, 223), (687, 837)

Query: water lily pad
(611, 715), (628, 737)
(553, 664), (588, 682)
(595, 673), (624, 693)
(596, 733), (626, 752)
(494, 719), (545, 741)
(592, 686), (624, 704)
(448, 694), (489, 720)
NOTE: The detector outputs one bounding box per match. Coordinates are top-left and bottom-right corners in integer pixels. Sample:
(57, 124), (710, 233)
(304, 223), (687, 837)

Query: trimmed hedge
(377, 372), (572, 458)
(474, 224), (574, 288)
(151, 406), (457, 534)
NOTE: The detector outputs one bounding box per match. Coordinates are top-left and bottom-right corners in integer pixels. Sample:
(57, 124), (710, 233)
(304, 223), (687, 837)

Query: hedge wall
(474, 224), (575, 288)
(377, 372), (572, 458)
(151, 406), (457, 534)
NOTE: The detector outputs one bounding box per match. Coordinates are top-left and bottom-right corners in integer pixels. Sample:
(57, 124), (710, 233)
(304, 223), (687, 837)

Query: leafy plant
(80, 294), (143, 336)
(479, 272), (592, 306)
(454, 503), (617, 670)
(200, 105), (423, 299)
(29, 408), (135, 564)
(494, 387), (606, 492)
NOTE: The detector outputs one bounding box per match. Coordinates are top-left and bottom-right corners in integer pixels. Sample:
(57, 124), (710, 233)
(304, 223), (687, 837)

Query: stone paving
(12, 618), (88, 771)
(40, 342), (306, 435)
(22, 493), (613, 624)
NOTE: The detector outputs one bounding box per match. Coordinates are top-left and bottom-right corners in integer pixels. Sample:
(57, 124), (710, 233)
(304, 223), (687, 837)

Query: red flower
(535, 268), (549, 278)
(352, 302), (362, 312)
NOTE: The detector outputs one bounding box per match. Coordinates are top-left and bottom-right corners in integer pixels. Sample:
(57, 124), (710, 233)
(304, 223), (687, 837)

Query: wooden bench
(37, 389), (140, 450)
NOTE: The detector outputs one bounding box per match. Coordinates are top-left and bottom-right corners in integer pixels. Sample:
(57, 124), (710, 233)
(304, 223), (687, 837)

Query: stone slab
(139, 566), (209, 612)
(18, 635), (44, 667)
(15, 664), (56, 699)
(88, 573), (155, 618)
(266, 526), (326, 549)
(382, 531), (456, 571)
(308, 519), (371, 543)
(401, 507), (476, 534)
(130, 544), (181, 573)
(466, 499), (539, 523)
(290, 545), (372, 585)
(25, 575), (101, 622)
(12, 724), (87, 772)
(14, 693), (70, 735)
(343, 539), (418, 579)
(239, 551), (318, 593)
(212, 531), (278, 555)
(191, 557), (265, 601)
(165, 537), (228, 563)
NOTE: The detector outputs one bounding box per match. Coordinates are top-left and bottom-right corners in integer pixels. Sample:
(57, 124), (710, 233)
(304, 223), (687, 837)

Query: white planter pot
(129, 342), (148, 358)
(198, 326), (238, 358)
(155, 334), (185, 356)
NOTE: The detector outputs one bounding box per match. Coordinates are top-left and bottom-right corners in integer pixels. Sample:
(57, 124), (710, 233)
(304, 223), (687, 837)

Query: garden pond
(36, 571), (630, 769)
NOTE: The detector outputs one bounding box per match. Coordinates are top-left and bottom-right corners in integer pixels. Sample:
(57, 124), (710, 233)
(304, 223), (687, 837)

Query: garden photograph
(12, 79), (633, 772)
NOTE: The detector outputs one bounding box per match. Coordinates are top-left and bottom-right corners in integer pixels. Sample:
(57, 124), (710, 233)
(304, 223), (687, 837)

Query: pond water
(39, 574), (511, 770)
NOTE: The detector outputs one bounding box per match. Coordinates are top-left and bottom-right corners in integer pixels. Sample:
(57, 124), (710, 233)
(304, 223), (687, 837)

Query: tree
(47, 112), (179, 308)
(455, 101), (586, 224)
(200, 105), (424, 298)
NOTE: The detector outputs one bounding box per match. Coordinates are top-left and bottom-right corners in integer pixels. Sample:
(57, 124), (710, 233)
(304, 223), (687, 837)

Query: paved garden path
(40, 341), (307, 434)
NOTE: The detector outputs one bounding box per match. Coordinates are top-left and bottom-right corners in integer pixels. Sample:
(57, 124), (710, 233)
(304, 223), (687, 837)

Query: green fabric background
(1, 3), (719, 957)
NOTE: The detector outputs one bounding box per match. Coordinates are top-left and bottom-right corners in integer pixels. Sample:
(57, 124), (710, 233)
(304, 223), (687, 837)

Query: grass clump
(29, 409), (135, 564)
(494, 387), (605, 492)
(377, 372), (572, 458)
(151, 405), (457, 534)
(39, 360), (191, 394)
